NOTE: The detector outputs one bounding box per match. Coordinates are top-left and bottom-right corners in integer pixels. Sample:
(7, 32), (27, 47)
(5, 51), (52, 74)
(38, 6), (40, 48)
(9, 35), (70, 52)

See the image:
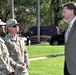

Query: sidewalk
(29, 54), (64, 61)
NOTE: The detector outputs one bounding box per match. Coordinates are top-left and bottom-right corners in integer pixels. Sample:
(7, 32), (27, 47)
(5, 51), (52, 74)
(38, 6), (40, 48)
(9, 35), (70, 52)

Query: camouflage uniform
(0, 37), (14, 75)
(4, 33), (30, 75)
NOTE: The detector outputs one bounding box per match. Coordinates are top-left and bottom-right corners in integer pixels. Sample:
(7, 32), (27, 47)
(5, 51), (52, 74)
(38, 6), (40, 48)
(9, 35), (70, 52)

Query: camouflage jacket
(4, 33), (30, 69)
(0, 37), (13, 75)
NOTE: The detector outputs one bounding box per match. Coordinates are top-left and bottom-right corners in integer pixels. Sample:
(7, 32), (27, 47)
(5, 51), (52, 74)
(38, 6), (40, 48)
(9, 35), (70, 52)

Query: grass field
(27, 45), (65, 75)
(28, 56), (64, 75)
(27, 45), (64, 58)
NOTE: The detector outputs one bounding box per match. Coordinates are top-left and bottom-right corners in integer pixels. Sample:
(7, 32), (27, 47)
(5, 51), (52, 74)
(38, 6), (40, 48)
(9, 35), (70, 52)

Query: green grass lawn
(27, 45), (64, 58)
(27, 45), (65, 75)
(28, 56), (64, 75)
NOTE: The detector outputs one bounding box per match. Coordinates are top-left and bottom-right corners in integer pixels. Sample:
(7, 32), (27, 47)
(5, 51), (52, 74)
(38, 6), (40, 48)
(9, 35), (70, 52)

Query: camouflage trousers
(0, 71), (8, 75)
(15, 69), (29, 75)
(17, 71), (29, 75)
(0, 73), (6, 75)
(0, 72), (14, 75)
(0, 70), (29, 75)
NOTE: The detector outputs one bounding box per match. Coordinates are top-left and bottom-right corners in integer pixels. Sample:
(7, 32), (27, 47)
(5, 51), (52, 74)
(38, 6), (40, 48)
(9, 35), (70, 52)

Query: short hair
(63, 2), (76, 15)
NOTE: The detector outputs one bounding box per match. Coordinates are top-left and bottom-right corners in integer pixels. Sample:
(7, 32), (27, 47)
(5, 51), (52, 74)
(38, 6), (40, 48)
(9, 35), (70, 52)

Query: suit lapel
(66, 20), (76, 45)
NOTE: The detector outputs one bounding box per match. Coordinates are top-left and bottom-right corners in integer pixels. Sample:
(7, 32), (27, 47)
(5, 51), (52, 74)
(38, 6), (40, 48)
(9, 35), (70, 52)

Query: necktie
(67, 26), (71, 40)
(65, 26), (71, 42)
(67, 26), (70, 35)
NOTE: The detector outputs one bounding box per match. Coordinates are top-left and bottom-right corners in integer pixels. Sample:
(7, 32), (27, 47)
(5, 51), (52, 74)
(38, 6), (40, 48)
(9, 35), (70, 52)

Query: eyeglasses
(9, 25), (17, 28)
(12, 25), (17, 28)
(0, 25), (2, 27)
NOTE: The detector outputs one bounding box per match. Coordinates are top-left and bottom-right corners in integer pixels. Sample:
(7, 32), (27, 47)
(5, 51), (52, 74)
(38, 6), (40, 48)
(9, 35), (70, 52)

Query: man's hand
(17, 63), (26, 71)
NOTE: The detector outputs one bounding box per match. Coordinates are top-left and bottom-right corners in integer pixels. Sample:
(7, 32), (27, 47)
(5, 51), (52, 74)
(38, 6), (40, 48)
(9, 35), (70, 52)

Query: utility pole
(10, 0), (14, 19)
(37, 0), (40, 43)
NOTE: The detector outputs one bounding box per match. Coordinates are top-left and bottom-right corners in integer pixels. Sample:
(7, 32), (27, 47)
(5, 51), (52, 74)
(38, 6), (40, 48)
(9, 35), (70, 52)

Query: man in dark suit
(62, 2), (76, 75)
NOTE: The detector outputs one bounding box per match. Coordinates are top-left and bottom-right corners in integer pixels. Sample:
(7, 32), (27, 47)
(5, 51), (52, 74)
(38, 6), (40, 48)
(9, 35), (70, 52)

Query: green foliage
(0, 0), (10, 21)
(40, 0), (52, 25)
(0, 0), (76, 32)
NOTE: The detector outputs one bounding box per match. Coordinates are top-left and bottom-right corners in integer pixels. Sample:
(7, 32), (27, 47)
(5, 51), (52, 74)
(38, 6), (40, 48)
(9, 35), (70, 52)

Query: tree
(0, 0), (10, 21)
(14, 0), (37, 32)
(50, 0), (63, 26)
(0, 0), (76, 32)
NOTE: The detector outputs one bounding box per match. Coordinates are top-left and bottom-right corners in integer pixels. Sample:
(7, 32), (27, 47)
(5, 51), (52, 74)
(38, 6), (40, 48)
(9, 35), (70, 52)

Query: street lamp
(37, 0), (40, 43)
(10, 0), (14, 19)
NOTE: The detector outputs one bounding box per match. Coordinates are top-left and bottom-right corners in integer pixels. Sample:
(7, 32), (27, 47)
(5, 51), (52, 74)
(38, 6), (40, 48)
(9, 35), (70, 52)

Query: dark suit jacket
(65, 20), (76, 75)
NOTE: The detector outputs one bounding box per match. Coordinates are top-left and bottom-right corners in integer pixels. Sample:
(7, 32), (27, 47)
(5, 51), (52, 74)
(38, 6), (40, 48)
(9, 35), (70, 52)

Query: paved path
(29, 54), (64, 61)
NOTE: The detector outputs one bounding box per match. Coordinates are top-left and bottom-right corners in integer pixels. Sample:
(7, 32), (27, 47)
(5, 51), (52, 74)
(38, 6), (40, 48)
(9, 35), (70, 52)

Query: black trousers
(64, 62), (71, 75)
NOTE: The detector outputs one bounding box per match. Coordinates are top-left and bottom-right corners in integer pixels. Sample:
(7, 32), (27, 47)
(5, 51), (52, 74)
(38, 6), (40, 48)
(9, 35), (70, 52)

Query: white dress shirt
(65, 16), (76, 42)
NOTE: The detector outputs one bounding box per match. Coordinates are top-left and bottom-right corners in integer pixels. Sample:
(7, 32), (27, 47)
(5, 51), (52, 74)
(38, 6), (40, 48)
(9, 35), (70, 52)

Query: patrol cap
(6, 19), (19, 26)
(0, 19), (6, 25)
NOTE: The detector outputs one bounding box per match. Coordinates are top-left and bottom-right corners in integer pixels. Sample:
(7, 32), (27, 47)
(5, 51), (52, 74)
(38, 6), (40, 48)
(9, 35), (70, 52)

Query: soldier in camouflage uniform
(0, 19), (14, 75)
(0, 19), (6, 38)
(4, 19), (30, 75)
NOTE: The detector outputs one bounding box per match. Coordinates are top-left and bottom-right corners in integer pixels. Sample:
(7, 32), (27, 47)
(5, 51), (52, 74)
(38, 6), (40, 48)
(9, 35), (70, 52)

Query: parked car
(22, 26), (59, 44)
(18, 34), (31, 45)
(48, 31), (65, 45)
